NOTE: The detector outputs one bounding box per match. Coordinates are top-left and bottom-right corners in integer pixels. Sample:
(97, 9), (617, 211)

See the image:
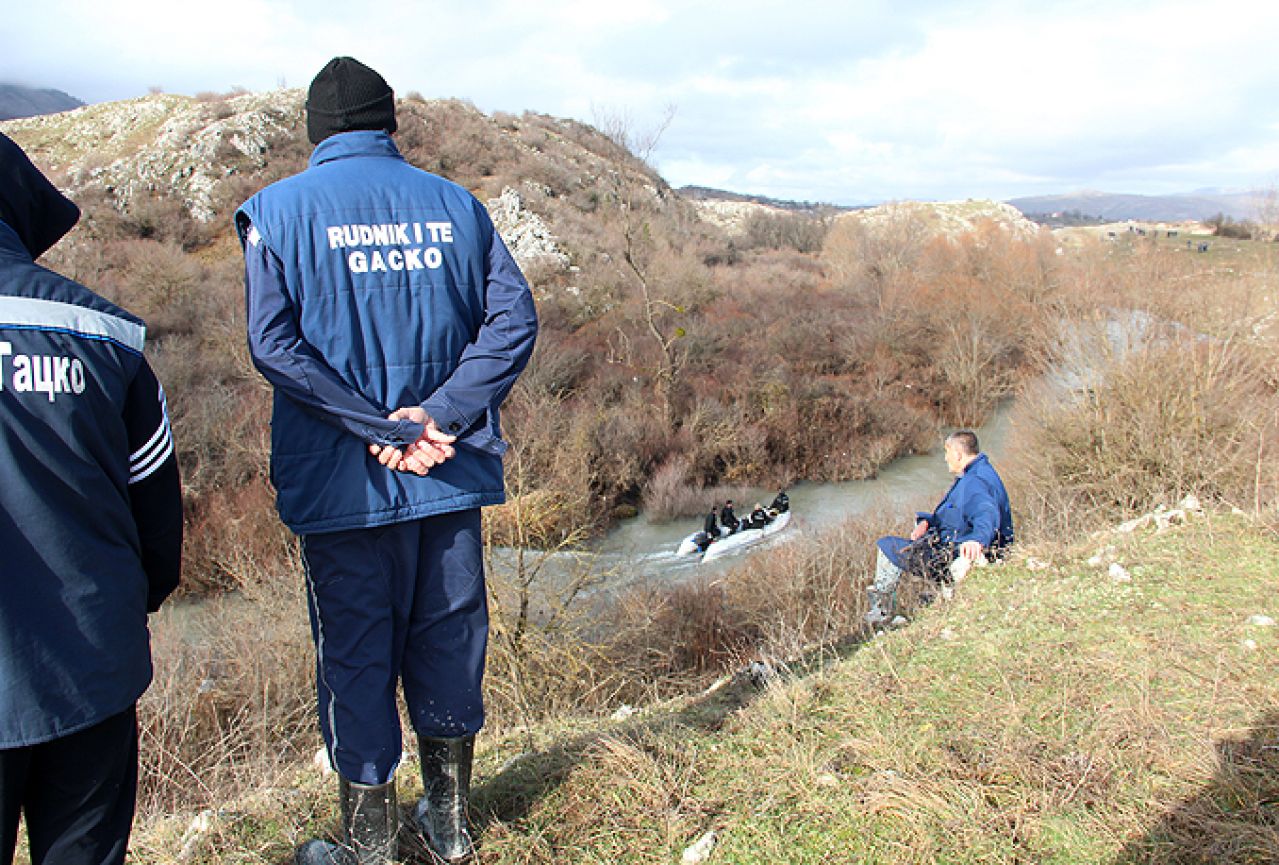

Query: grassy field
(129, 510), (1279, 864)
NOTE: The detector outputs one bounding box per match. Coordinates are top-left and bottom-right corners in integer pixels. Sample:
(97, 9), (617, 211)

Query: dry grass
(461, 513), (1279, 864)
(136, 578), (317, 822)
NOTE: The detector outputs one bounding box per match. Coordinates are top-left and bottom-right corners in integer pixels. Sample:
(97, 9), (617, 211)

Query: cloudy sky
(5, 0), (1278, 204)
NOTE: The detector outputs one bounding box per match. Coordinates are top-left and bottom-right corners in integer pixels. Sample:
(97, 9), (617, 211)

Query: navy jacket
(879, 453), (1014, 569)
(236, 131), (537, 534)
(0, 133), (182, 747)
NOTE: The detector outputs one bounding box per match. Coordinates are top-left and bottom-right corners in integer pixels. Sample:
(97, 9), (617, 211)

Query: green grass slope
(472, 513), (1278, 864)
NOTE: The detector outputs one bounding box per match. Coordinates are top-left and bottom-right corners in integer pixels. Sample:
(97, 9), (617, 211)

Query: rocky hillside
(680, 184), (850, 237)
(837, 198), (1042, 242)
(3, 91), (301, 221)
(0, 83), (83, 121)
(2, 92), (1043, 260)
(0, 90), (682, 270)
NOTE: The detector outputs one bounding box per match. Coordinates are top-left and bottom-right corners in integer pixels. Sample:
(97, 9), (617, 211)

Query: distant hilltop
(0, 84), (84, 121)
(678, 184), (852, 214)
(1008, 189), (1270, 225)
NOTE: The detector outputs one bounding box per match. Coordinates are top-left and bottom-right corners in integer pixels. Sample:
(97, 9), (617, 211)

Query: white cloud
(5, 0), (1279, 201)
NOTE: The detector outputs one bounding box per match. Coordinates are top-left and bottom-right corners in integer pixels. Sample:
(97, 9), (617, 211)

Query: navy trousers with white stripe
(301, 509), (488, 786)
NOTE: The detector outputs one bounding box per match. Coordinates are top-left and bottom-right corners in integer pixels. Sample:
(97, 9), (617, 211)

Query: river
(506, 399), (1019, 593)
(159, 401), (1017, 641)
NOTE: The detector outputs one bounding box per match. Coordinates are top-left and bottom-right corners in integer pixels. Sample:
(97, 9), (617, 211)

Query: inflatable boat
(675, 510), (792, 561)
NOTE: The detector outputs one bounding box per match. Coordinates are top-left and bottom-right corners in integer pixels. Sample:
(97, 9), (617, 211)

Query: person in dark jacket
(236, 58), (537, 865)
(866, 430), (1013, 627)
(703, 506), (719, 536)
(720, 500), (739, 533)
(0, 133), (183, 865)
(770, 489), (790, 513)
(695, 506), (719, 552)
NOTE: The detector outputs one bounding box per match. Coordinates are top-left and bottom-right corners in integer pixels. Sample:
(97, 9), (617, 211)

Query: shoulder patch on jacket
(0, 295), (145, 354)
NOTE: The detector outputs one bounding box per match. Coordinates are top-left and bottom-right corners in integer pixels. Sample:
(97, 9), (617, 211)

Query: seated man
(770, 489), (790, 513)
(703, 505), (719, 537)
(695, 505), (720, 552)
(866, 430), (1013, 626)
(720, 499), (739, 533)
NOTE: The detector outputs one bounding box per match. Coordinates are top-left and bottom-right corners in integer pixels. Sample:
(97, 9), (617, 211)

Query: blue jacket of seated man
(235, 130), (538, 535)
(879, 452), (1014, 569)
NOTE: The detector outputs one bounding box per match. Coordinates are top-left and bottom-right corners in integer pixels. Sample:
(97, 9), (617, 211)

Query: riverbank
(126, 509), (1279, 863)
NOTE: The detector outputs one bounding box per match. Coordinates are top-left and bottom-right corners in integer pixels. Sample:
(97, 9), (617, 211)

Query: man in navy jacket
(236, 58), (537, 865)
(866, 430), (1013, 626)
(0, 133), (183, 865)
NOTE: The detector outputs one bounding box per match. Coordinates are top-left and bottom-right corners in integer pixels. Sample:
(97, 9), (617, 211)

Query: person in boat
(770, 489), (790, 513)
(865, 430), (1014, 627)
(747, 502), (770, 530)
(693, 505), (719, 552)
(721, 500), (739, 533)
(703, 505), (719, 537)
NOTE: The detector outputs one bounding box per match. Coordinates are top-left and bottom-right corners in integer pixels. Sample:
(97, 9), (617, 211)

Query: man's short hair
(945, 429), (979, 456)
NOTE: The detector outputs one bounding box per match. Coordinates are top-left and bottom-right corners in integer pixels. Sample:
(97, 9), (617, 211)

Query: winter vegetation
(3, 91), (1279, 863)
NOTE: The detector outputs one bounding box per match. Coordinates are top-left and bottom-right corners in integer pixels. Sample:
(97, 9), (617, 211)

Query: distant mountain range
(0, 84), (83, 121)
(683, 184), (1269, 225)
(1007, 190), (1269, 224)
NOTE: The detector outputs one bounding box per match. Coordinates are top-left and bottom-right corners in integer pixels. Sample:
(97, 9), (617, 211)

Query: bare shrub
(640, 454), (696, 520)
(722, 515), (884, 657)
(91, 193), (220, 250)
(182, 480), (293, 593)
(604, 576), (758, 679)
(821, 207), (931, 309)
(138, 581), (316, 818)
(1006, 335), (1279, 535)
(598, 513), (897, 695)
(640, 453), (761, 522)
(743, 210), (830, 253)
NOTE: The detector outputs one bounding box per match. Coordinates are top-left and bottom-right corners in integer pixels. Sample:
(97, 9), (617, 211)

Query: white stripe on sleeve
(129, 384), (174, 484)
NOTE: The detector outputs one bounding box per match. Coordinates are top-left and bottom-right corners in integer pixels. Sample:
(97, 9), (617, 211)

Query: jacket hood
(0, 132), (80, 259)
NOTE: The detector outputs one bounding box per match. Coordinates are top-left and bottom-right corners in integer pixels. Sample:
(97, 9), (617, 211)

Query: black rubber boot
(296, 778), (398, 865)
(415, 735), (476, 864)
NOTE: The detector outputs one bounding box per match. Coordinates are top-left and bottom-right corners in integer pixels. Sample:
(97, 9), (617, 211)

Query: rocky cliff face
(0, 91), (665, 270)
(1, 90), (303, 222)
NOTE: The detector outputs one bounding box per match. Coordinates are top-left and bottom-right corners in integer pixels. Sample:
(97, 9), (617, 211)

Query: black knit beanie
(306, 57), (397, 145)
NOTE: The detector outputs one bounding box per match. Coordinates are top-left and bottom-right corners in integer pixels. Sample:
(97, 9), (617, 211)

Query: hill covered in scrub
(2, 91), (1058, 592)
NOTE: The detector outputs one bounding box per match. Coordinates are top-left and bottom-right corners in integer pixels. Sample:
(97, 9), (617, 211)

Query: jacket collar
(937, 453), (989, 508)
(962, 453), (990, 476)
(309, 130), (404, 168)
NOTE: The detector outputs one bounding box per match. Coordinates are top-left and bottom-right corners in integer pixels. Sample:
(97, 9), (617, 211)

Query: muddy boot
(415, 735), (476, 864)
(864, 587), (894, 628)
(297, 778), (398, 865)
